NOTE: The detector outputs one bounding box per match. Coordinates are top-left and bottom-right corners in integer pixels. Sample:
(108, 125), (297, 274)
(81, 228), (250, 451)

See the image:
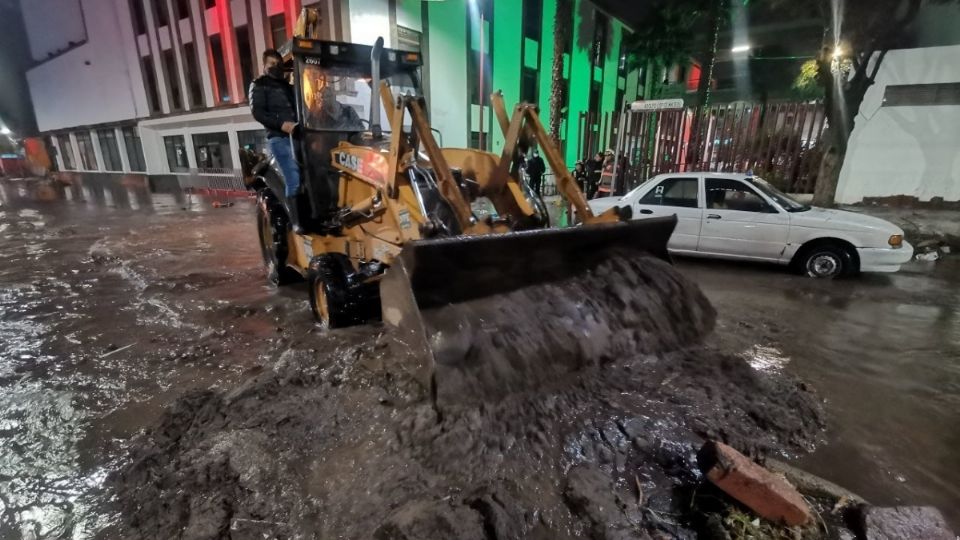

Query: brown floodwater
(0, 176), (957, 537)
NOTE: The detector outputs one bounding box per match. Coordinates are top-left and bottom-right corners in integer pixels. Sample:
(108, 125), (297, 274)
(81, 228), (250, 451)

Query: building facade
(23, 0), (634, 182)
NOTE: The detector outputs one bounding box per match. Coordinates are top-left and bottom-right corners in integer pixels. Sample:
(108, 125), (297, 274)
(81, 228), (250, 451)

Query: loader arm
(488, 94), (621, 225)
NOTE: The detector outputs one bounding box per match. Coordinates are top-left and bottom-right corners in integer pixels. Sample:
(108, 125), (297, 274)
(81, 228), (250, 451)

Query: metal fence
(578, 101), (828, 193)
(175, 168), (246, 191)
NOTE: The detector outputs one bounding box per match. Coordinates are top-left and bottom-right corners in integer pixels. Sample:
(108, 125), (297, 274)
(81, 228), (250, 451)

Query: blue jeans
(267, 136), (300, 198)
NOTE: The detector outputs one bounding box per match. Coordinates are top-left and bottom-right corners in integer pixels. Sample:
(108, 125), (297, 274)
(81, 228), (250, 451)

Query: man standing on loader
(249, 49), (302, 230)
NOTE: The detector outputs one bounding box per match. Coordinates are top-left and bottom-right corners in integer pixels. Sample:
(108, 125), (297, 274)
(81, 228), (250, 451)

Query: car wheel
(799, 244), (853, 279)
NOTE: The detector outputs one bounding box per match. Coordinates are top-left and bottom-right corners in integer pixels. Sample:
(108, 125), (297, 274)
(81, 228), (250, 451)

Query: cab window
(705, 178), (776, 213)
(639, 177), (699, 208)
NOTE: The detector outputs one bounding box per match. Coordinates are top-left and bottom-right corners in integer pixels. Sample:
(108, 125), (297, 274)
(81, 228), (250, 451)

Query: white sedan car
(589, 172), (913, 278)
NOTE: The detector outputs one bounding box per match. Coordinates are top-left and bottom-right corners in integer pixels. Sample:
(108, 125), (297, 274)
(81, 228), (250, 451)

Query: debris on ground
(856, 506), (957, 540)
(111, 253), (829, 539)
(698, 441), (813, 527)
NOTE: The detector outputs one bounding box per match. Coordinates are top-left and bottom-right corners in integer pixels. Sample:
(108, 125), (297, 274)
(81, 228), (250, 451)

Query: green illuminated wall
(491, 0), (521, 153)
(424, 0), (631, 166)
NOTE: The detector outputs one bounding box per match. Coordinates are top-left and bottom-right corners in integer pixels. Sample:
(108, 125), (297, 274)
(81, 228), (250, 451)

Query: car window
(638, 177), (699, 208)
(705, 178), (774, 213)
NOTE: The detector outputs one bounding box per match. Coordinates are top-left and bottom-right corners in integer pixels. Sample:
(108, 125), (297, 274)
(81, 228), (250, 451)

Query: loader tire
(257, 194), (300, 286)
(308, 255), (355, 328)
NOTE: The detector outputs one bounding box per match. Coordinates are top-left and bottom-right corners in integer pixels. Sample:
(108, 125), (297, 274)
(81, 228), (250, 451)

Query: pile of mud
(112, 253), (824, 539)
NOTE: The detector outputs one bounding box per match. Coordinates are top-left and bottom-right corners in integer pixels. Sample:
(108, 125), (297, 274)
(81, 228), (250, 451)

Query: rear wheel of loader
(257, 196), (299, 286)
(308, 256), (353, 328)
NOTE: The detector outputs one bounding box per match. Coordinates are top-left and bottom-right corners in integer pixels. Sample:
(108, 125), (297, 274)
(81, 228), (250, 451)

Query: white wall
(21, 0), (87, 61)
(25, 0), (149, 132)
(835, 45), (960, 204)
(349, 0), (393, 47)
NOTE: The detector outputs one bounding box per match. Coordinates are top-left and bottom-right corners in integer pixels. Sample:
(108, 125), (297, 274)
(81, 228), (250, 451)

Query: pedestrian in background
(615, 153), (628, 195)
(573, 161), (589, 193)
(585, 152), (603, 198)
(597, 150), (615, 198)
(526, 149), (546, 197)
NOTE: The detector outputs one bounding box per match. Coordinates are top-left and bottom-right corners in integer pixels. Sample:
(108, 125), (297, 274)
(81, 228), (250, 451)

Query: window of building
(192, 132), (233, 170)
(470, 131), (484, 151)
(122, 127), (146, 172)
(130, 0), (147, 35)
(75, 132), (98, 170)
(591, 12), (609, 67)
(183, 42), (204, 108)
(142, 56), (161, 113)
(162, 49), (183, 110)
(882, 82), (960, 107)
(97, 129), (123, 171)
(204, 0), (215, 8)
(152, 0), (169, 27)
(44, 137), (60, 172)
(164, 135), (190, 172)
(270, 14), (287, 48)
(174, 0), (190, 19)
(521, 67), (539, 105)
(522, 0), (542, 41)
(467, 50), (492, 106)
(236, 25), (254, 95)
(237, 129), (267, 155)
(209, 35), (230, 103)
(58, 136), (77, 170)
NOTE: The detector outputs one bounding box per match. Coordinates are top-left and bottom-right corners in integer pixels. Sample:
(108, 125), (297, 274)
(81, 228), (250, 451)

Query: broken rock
(697, 441), (812, 527)
(860, 506), (956, 540)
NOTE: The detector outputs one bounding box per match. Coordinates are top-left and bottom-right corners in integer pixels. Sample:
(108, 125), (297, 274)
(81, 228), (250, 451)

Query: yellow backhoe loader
(240, 16), (679, 407)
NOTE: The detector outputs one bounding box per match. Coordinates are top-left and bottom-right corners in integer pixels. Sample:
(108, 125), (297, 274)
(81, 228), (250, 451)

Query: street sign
(629, 99), (684, 112)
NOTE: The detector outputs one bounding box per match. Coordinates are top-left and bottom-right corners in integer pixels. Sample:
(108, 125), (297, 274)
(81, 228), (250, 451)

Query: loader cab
(266, 38), (424, 232)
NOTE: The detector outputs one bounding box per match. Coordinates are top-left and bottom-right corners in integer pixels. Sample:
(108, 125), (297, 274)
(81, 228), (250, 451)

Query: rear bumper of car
(857, 241), (914, 273)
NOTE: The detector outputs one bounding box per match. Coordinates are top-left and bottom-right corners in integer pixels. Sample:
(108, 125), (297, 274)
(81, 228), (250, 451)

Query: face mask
(266, 65), (283, 79)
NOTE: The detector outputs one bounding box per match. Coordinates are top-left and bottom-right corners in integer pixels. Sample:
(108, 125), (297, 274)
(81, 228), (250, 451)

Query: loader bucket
(380, 216), (710, 411)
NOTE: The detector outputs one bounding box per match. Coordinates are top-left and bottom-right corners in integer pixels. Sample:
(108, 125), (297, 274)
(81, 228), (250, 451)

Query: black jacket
(526, 155), (546, 178)
(249, 75), (297, 139)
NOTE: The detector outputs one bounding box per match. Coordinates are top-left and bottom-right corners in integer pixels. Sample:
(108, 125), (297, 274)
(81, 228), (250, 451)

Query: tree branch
(868, 49), (889, 82)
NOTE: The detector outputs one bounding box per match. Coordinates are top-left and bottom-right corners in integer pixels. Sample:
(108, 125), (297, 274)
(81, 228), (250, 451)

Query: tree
(794, 0), (959, 206)
(549, 0), (574, 145)
(622, 0), (712, 100)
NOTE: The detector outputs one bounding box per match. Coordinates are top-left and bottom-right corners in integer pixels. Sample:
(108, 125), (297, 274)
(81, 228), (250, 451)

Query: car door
(633, 176), (703, 253)
(697, 178), (789, 260)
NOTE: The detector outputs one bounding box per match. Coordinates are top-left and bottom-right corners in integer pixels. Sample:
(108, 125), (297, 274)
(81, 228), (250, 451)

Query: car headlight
(888, 234), (903, 248)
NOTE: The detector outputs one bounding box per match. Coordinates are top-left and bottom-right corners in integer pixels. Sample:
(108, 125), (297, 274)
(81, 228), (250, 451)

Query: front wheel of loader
(308, 257), (353, 328)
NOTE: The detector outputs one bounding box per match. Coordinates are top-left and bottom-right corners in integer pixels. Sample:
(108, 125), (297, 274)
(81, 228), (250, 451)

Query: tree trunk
(549, 0), (573, 147)
(642, 58), (656, 100)
(696, 0), (723, 108)
(811, 59), (872, 206)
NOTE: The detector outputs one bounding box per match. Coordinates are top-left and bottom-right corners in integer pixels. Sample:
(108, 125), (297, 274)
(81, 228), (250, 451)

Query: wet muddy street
(0, 176), (957, 537)
(0, 178), (313, 538)
(679, 256), (960, 530)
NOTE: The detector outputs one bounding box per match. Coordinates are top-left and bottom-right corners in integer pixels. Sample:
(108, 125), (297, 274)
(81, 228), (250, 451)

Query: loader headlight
(888, 234), (903, 248)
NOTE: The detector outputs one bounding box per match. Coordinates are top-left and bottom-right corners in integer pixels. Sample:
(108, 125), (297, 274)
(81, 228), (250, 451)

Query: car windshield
(748, 177), (810, 212)
(301, 64), (420, 132)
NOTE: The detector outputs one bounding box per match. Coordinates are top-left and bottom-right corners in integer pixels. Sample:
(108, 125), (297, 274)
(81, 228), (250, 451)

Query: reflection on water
(0, 177), (294, 538)
(684, 257), (960, 530)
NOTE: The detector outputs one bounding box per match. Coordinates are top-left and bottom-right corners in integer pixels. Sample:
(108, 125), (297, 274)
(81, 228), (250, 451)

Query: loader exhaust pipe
(369, 36), (384, 140)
